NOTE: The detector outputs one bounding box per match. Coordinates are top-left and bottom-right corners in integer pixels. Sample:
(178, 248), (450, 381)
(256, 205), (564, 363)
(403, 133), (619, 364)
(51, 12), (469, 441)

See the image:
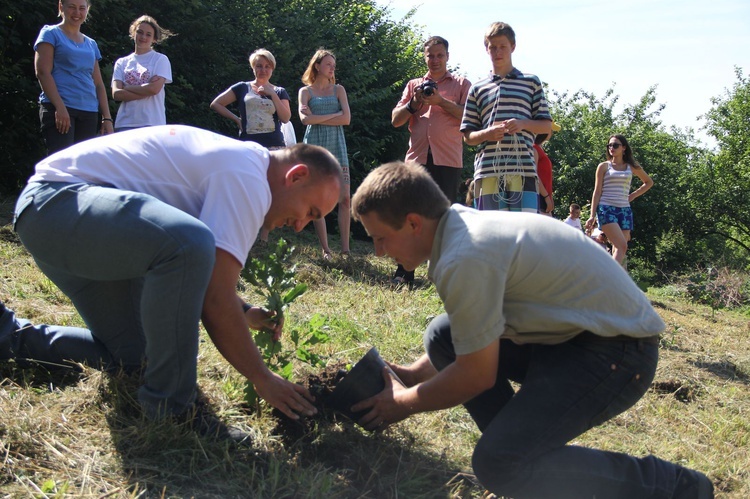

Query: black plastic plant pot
(326, 347), (404, 424)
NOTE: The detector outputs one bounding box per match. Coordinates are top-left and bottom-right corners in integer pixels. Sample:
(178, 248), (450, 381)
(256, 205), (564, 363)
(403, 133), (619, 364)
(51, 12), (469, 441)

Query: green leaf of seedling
(308, 313), (325, 329)
(245, 383), (260, 408)
(244, 238), (330, 408)
(283, 282), (308, 304)
(305, 331), (330, 347)
(267, 293), (284, 317)
(296, 348), (312, 363)
(279, 362), (294, 380)
(290, 328), (300, 346)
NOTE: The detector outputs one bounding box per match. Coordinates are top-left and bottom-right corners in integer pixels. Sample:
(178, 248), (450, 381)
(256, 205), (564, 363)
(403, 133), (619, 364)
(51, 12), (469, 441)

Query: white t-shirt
(112, 50), (173, 128)
(428, 205), (665, 354)
(563, 216), (582, 230)
(30, 125), (270, 265)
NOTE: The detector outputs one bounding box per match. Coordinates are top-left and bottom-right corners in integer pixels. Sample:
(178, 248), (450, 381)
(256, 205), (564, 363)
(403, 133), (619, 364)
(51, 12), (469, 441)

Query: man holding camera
(390, 35), (471, 285)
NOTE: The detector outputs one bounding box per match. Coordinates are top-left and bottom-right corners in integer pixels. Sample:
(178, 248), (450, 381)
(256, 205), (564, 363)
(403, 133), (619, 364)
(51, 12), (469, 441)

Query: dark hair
(484, 22), (516, 47)
(275, 143), (343, 184)
(423, 36), (449, 52)
(352, 161), (449, 229)
(607, 134), (641, 169)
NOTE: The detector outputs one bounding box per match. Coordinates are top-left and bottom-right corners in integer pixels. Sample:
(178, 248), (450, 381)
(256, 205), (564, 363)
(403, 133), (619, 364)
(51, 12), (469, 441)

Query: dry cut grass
(1, 212), (749, 498)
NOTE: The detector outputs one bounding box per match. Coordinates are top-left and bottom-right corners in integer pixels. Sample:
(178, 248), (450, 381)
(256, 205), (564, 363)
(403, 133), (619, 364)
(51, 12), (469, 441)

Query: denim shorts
(596, 204), (633, 230)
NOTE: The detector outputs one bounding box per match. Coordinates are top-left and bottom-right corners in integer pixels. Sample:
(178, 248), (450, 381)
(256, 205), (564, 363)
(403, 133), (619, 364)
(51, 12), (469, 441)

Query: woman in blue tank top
(298, 49), (351, 259)
(585, 134), (653, 266)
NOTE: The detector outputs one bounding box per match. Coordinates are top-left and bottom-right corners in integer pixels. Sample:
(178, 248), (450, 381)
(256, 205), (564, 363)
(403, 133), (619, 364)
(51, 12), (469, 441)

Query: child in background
(563, 203), (583, 230)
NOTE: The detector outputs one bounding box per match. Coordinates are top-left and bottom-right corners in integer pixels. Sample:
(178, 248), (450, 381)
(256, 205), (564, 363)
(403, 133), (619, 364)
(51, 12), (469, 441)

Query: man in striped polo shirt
(461, 22), (553, 213)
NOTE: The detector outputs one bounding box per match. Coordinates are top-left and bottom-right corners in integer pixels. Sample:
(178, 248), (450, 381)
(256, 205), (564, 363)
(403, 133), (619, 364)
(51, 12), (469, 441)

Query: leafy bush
(683, 266), (749, 311)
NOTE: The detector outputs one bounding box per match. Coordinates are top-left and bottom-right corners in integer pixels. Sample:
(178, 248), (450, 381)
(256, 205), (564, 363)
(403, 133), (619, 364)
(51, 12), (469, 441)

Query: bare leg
(339, 192), (351, 254)
(314, 218), (331, 258)
(601, 223), (628, 264)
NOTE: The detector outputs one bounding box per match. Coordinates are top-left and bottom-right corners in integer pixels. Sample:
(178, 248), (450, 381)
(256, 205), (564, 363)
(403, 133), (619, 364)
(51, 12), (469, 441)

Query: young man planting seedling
(349, 161), (713, 499)
(0, 125), (342, 442)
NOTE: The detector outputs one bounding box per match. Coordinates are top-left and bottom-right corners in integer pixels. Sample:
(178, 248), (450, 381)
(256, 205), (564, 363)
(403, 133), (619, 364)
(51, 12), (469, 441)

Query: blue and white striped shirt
(460, 68), (551, 178)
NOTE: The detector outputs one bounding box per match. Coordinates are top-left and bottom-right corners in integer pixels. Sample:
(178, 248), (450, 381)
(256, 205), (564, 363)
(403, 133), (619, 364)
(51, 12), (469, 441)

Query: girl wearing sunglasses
(584, 134), (653, 266)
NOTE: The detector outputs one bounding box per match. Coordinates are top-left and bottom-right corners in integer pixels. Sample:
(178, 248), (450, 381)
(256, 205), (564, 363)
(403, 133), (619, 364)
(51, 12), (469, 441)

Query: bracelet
(102, 118), (113, 123)
(242, 302), (252, 313)
(545, 194), (552, 199)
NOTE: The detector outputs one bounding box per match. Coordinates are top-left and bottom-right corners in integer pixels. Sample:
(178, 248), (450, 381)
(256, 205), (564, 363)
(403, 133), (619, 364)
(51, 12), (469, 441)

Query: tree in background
(2, 1), (747, 277)
(0, 0), (50, 192)
(696, 68), (750, 261)
(545, 87), (708, 282)
(0, 0), (423, 194)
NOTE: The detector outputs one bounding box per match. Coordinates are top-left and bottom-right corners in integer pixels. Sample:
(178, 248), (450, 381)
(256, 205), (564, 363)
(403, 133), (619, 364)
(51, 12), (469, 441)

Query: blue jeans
(13, 182), (216, 417)
(425, 313), (694, 498)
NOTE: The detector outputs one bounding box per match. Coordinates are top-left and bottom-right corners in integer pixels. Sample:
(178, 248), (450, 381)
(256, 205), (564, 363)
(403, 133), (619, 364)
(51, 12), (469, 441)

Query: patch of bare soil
(650, 379), (701, 403)
(271, 361), (351, 444)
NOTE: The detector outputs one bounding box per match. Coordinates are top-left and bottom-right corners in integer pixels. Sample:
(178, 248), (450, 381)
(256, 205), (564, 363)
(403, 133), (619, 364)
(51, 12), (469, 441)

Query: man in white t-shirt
(2, 125), (342, 440)
(348, 161), (713, 499)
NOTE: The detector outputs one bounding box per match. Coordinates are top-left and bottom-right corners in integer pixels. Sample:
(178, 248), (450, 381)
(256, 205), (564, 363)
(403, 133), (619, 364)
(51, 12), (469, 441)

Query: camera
(417, 80), (438, 97)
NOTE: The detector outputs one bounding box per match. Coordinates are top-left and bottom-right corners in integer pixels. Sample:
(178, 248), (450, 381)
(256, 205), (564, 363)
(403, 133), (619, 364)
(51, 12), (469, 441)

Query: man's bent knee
(472, 436), (522, 493)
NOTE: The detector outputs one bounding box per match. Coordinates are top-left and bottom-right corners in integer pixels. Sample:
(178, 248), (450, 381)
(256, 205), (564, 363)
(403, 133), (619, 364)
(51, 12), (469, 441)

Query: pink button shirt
(398, 72), (471, 168)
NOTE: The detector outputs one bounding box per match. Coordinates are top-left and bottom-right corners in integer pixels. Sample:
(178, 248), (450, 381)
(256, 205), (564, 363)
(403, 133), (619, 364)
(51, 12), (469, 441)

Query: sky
(374, 0), (750, 146)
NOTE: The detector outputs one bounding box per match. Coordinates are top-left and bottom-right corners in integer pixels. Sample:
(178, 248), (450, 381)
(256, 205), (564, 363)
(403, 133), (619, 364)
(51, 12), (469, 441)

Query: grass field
(1, 198), (749, 498)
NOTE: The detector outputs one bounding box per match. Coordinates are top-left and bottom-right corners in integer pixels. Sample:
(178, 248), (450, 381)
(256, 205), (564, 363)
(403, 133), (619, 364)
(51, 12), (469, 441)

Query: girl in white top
(585, 134), (653, 265)
(112, 15), (174, 130)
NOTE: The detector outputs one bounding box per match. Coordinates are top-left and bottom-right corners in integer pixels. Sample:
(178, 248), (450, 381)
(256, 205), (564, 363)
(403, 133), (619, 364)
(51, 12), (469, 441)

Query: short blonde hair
(249, 48), (276, 70)
(352, 161), (449, 229)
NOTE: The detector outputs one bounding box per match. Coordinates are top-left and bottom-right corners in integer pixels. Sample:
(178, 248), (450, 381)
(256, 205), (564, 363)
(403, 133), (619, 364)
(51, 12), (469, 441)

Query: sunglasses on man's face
(607, 143), (622, 149)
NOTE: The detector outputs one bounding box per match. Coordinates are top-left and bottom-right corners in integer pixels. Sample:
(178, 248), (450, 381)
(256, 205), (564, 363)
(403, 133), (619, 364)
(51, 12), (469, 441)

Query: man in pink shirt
(390, 36), (471, 284)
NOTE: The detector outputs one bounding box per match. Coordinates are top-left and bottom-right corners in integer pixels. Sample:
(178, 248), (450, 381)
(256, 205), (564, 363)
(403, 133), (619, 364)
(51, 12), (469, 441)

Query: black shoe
(391, 266), (415, 286)
(673, 466), (714, 499)
(0, 301), (17, 361)
(181, 400), (252, 446)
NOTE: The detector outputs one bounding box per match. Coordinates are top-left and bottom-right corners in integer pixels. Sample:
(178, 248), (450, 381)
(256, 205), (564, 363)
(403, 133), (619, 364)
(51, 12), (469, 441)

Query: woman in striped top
(584, 134), (653, 265)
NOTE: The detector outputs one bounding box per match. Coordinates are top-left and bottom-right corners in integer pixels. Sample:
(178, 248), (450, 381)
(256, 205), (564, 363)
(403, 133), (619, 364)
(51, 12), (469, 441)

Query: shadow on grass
(245, 226), (435, 292)
(92, 371), (480, 498)
(0, 225), (21, 245)
(689, 358), (750, 384)
(271, 409), (483, 498)
(0, 359), (85, 390)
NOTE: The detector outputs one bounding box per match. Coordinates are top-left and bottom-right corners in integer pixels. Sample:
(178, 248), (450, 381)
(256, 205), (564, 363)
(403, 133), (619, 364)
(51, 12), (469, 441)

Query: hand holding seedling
(243, 239), (330, 412)
(243, 304), (284, 341)
(244, 239), (307, 338)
